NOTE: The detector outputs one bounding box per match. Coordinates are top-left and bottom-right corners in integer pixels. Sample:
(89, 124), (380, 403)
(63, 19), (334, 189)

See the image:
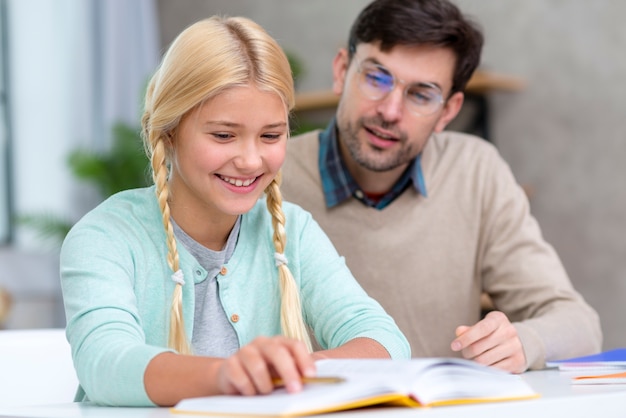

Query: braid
(265, 173), (313, 352)
(139, 14), (298, 356)
(150, 134), (192, 355)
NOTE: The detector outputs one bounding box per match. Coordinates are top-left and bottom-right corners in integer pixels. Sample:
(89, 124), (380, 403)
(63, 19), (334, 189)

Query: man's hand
(450, 311), (527, 373)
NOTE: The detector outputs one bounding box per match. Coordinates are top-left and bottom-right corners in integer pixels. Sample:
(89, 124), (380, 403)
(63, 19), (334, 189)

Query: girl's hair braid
(265, 172), (312, 351)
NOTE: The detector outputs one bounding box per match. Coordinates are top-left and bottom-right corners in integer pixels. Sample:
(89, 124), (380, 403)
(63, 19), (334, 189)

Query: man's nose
(375, 86), (405, 121)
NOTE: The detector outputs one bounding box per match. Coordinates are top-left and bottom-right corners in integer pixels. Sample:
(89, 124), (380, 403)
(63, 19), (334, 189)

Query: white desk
(1, 369), (625, 418)
(0, 329), (78, 408)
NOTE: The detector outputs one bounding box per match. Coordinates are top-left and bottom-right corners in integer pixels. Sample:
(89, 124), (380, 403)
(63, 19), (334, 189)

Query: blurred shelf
(294, 70), (525, 112)
(464, 70), (526, 95)
(294, 90), (340, 112)
(0, 286), (11, 327)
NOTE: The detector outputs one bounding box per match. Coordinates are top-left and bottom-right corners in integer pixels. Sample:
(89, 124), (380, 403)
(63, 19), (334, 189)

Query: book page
(406, 361), (536, 405)
(172, 358), (539, 416)
(173, 362), (410, 417)
(315, 358), (442, 388)
(319, 358), (536, 406)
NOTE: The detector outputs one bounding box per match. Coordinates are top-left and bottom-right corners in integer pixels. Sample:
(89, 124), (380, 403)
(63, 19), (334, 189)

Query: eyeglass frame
(349, 54), (448, 116)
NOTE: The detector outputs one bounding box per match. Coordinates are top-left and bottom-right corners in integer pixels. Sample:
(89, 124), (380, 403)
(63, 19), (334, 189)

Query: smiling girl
(60, 15), (409, 407)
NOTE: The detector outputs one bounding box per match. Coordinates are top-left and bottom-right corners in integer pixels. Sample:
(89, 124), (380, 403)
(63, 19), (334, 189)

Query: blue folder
(546, 348), (626, 370)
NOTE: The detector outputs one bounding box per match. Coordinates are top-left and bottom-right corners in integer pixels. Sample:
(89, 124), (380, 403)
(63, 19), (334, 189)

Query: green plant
(289, 118), (326, 137)
(68, 123), (150, 196)
(17, 212), (74, 244)
(18, 122), (150, 247)
(285, 50), (305, 88)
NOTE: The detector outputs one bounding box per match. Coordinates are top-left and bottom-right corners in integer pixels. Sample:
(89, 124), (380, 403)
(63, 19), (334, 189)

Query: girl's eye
(262, 133), (283, 140)
(212, 133), (233, 140)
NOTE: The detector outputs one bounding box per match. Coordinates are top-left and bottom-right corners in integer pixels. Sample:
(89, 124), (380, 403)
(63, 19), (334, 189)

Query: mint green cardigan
(60, 187), (409, 406)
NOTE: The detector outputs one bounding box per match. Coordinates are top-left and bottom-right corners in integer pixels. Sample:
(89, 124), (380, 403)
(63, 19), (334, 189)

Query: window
(0, 0), (11, 244)
(0, 0), (158, 249)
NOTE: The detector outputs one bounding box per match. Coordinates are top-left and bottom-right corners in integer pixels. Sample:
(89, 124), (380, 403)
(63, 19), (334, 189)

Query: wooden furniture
(0, 287), (11, 327)
(294, 69), (525, 112)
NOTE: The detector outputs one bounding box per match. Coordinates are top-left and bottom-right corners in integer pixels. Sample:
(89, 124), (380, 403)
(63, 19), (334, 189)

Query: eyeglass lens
(358, 62), (443, 115)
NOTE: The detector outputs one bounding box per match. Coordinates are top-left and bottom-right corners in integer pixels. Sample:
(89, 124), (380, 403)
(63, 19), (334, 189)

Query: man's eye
(365, 70), (393, 89)
(407, 87), (438, 104)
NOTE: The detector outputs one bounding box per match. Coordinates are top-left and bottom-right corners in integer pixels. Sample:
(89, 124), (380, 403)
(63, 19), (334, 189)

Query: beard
(338, 115), (419, 172)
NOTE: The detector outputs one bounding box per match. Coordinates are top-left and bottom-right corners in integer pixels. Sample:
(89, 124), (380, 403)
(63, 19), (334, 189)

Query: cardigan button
(230, 314), (240, 323)
(220, 266), (228, 275)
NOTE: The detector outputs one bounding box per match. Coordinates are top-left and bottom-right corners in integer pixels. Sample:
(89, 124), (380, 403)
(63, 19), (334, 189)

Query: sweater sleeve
(60, 217), (171, 406)
(286, 205), (411, 360)
(479, 149), (602, 370)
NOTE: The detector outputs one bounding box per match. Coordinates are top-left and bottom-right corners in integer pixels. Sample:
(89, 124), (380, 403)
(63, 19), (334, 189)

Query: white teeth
(220, 175), (255, 187)
(370, 128), (393, 140)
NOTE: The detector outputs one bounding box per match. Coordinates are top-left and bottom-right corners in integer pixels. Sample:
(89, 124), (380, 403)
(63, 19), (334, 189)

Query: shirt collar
(318, 119), (428, 209)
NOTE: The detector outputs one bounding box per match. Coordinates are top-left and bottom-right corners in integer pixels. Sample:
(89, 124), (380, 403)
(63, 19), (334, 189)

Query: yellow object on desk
(271, 376), (345, 387)
(573, 370), (626, 385)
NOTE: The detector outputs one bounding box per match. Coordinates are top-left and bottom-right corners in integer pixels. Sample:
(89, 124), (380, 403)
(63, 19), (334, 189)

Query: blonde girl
(61, 15), (409, 407)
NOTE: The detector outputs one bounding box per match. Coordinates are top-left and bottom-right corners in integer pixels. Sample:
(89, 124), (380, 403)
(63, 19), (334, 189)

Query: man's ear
(332, 48), (350, 96)
(434, 91), (464, 133)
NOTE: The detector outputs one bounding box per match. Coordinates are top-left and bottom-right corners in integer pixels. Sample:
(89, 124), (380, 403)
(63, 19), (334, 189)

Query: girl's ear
(166, 128), (176, 144)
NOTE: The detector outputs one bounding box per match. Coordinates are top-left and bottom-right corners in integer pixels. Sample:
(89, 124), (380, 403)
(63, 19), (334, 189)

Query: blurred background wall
(2, 0), (624, 351)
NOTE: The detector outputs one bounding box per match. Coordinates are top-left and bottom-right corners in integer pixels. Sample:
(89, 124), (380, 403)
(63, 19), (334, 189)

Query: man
(281, 0), (601, 373)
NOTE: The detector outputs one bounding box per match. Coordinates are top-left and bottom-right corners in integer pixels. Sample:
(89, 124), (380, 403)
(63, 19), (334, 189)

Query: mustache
(360, 116), (406, 141)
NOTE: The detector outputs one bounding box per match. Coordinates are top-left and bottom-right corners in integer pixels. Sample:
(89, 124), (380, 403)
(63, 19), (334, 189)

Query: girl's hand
(216, 336), (316, 395)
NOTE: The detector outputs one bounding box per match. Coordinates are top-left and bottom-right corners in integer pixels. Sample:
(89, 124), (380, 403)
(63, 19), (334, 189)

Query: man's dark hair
(348, 0), (484, 94)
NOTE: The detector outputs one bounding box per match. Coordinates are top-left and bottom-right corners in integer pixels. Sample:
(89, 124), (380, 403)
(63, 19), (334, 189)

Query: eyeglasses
(354, 57), (445, 116)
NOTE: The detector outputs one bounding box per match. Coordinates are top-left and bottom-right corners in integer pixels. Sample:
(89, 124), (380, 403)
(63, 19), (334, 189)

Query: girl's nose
(234, 140), (263, 171)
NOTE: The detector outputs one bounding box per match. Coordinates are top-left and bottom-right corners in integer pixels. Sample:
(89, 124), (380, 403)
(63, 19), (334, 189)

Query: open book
(171, 358), (539, 417)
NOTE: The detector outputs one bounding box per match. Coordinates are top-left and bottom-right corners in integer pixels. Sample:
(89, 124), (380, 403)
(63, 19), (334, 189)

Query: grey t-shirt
(172, 217), (241, 357)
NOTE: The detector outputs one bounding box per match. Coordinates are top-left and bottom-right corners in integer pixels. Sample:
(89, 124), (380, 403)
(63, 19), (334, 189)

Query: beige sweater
(281, 129), (602, 370)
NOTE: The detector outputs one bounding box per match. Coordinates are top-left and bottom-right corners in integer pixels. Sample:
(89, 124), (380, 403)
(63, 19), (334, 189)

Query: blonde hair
(141, 16), (311, 354)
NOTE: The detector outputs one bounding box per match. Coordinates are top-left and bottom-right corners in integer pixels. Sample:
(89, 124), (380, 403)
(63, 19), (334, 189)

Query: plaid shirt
(318, 119), (427, 210)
